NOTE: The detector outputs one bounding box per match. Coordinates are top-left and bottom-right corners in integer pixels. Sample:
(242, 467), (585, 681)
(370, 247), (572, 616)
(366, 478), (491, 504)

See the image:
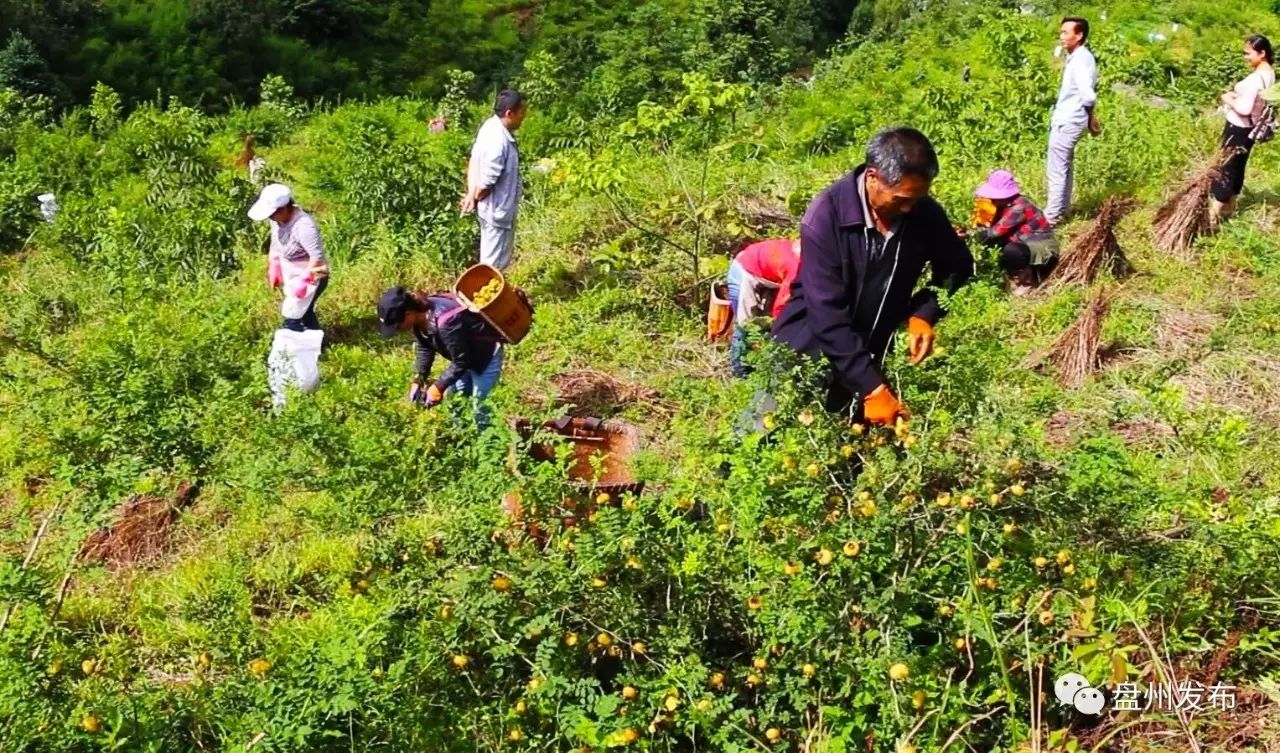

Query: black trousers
(283, 275), (329, 332)
(1211, 123), (1254, 202)
(998, 242), (1057, 283)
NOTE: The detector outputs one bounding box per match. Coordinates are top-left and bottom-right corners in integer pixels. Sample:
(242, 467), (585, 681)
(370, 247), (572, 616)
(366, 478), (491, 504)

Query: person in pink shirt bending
(725, 238), (800, 376)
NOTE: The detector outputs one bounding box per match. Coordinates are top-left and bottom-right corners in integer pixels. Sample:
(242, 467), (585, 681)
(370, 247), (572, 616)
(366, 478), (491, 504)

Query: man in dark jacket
(377, 286), (505, 426)
(772, 127), (974, 426)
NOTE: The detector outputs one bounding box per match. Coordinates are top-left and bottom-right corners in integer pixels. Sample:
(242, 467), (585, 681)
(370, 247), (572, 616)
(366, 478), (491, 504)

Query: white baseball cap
(248, 183), (293, 221)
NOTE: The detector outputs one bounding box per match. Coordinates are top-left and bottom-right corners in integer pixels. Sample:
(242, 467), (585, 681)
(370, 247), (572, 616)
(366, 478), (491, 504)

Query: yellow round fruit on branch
(626, 556), (642, 570)
(859, 500), (877, 518)
(765, 727), (782, 743)
(935, 491), (952, 507)
(622, 685), (639, 700)
(842, 541), (861, 558)
(1082, 577), (1097, 591)
(1002, 522), (1017, 535)
(954, 637), (968, 651)
(746, 672), (763, 687)
(508, 729), (524, 742)
(841, 444), (856, 458)
(696, 698), (713, 712)
(591, 577), (607, 588)
(783, 561), (802, 576)
(763, 414), (776, 430)
(595, 492), (611, 505)
(753, 656), (769, 671)
(889, 662), (910, 681)
(938, 604), (954, 618)
(632, 641), (648, 655)
(371, 667), (385, 680)
(80, 715), (102, 734)
(620, 727), (640, 744)
(47, 660), (62, 676)
(850, 422), (866, 436)
(1006, 458), (1023, 474)
(527, 676), (544, 691)
(958, 494), (975, 510)
(451, 654), (470, 669)
(1062, 563), (1077, 576)
(597, 632), (613, 648)
(1056, 549), (1072, 566)
(492, 575), (512, 592)
(81, 659), (97, 675)
(1033, 556), (1049, 569)
(798, 409), (815, 426)
(1038, 611), (1055, 626)
(563, 632), (579, 647)
(747, 596), (764, 610)
(911, 690), (926, 710)
(782, 456), (796, 471)
(815, 548), (834, 566)
(717, 522), (731, 534)
(249, 658), (271, 676)
(664, 694), (680, 712)
(805, 463), (821, 478)
(954, 521), (969, 535)
(709, 672), (726, 690)
(802, 663), (816, 678)
(986, 557), (1003, 572)
(438, 603), (454, 619)
(988, 493), (1003, 506)
(1010, 484), (1026, 497)
(515, 699), (527, 713)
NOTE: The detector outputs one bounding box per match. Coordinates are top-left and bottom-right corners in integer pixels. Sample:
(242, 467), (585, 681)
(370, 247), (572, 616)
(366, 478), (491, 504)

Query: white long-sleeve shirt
(1052, 46), (1098, 127)
(467, 115), (522, 228)
(1224, 65), (1276, 129)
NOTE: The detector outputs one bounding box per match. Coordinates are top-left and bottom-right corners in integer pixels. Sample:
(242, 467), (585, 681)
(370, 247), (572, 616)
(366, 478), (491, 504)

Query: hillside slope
(2, 1), (1280, 751)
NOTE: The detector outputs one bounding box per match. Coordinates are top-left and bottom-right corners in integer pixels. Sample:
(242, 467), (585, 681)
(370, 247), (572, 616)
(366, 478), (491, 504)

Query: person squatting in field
(967, 169), (1059, 295)
(250, 183), (329, 332)
(771, 127), (974, 426)
(725, 238), (801, 377)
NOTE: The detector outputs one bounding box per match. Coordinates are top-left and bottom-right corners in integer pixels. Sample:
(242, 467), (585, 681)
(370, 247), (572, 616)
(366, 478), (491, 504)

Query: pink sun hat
(975, 169), (1022, 200)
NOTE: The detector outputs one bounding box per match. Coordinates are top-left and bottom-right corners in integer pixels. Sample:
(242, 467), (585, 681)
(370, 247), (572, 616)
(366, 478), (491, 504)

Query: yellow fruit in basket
(471, 279), (503, 308)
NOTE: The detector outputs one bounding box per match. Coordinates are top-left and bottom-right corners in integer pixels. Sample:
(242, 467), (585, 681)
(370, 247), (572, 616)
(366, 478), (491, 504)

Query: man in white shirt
(1045, 17), (1100, 226)
(461, 90), (527, 270)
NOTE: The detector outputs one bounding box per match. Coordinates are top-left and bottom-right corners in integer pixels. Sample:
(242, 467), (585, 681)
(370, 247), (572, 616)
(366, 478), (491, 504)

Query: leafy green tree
(0, 31), (62, 102)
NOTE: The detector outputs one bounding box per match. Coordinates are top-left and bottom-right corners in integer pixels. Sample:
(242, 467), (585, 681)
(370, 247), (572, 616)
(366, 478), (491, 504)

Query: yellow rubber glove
(906, 316), (935, 365)
(863, 384), (908, 427)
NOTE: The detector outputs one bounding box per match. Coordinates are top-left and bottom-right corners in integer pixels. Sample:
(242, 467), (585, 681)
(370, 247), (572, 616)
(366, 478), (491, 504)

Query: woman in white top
(1212, 34), (1275, 223)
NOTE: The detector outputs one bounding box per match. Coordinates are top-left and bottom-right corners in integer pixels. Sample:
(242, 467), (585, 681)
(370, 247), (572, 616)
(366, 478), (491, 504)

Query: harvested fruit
(471, 278), (503, 308)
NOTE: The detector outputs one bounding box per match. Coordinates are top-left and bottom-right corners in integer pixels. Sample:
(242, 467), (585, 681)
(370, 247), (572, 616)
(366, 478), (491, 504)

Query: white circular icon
(1073, 687), (1106, 715)
(1055, 673), (1089, 705)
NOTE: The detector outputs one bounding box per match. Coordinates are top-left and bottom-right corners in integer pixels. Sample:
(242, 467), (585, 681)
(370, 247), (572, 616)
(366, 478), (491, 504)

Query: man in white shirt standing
(1045, 17), (1100, 227)
(461, 90), (527, 271)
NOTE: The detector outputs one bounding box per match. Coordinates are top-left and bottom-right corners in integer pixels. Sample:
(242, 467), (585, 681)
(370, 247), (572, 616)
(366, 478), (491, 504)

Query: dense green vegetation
(0, 0), (858, 112)
(3, 0), (1280, 751)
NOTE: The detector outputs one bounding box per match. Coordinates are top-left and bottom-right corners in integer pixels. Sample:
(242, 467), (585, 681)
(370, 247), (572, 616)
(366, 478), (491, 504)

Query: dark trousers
(998, 242), (1057, 284)
(283, 275), (329, 332)
(1212, 123), (1254, 202)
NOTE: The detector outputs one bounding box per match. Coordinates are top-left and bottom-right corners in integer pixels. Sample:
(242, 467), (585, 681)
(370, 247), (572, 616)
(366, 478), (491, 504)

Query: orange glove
(906, 316), (935, 365)
(425, 384), (444, 407)
(863, 384), (907, 427)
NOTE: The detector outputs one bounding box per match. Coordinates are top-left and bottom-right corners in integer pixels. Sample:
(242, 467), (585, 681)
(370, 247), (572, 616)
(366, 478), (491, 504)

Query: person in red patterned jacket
(970, 170), (1059, 295)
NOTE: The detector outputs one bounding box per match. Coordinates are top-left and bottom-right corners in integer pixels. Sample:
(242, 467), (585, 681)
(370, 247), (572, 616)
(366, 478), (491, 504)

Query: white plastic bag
(37, 193), (58, 222)
(280, 281), (319, 320)
(267, 328), (324, 409)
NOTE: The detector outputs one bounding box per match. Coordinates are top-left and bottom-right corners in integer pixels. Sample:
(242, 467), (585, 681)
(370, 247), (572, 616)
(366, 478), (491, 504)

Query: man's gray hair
(865, 127), (939, 185)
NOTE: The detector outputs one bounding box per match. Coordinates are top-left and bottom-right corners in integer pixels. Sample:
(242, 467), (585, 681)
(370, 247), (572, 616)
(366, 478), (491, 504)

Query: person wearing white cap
(249, 183), (330, 331)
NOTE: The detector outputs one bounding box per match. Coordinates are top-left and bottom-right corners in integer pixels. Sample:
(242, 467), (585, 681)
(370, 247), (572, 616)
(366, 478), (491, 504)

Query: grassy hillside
(3, 1), (1280, 751)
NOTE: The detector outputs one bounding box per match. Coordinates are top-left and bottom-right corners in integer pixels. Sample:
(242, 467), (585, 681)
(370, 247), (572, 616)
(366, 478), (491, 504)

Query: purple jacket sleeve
(906, 203), (975, 324)
(798, 208), (886, 398)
